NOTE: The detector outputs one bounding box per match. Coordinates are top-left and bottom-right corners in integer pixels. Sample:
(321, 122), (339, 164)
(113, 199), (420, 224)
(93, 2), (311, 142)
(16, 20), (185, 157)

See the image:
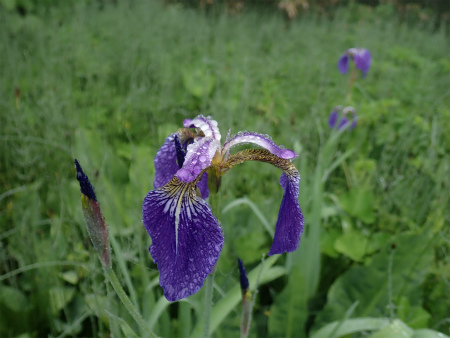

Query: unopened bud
(238, 258), (252, 338)
(75, 159), (111, 267)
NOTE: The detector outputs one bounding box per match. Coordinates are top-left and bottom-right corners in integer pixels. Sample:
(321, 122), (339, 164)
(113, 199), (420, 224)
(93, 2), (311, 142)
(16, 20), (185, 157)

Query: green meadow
(1, 1), (450, 337)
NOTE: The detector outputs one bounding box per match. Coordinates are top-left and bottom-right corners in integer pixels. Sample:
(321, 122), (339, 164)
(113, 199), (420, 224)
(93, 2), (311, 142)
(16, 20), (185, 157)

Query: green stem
(203, 269), (216, 338)
(103, 267), (158, 338)
(202, 180), (221, 338)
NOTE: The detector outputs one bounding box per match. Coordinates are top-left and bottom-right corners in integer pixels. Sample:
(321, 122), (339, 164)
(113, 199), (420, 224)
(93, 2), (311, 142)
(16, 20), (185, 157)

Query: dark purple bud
(75, 159), (97, 201)
(75, 159), (111, 267)
(238, 258), (249, 291)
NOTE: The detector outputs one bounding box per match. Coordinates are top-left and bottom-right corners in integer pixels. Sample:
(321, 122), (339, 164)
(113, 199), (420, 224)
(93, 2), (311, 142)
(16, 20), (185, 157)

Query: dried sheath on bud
(75, 159), (111, 267)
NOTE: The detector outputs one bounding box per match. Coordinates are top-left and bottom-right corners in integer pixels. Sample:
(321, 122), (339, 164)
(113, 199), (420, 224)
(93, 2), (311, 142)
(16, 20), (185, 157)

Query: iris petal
(153, 133), (181, 189)
(142, 177), (224, 301)
(222, 132), (297, 160)
(268, 172), (304, 255)
(337, 54), (349, 74)
(197, 172), (209, 199)
(176, 137), (221, 183)
(223, 149), (304, 255)
(183, 115), (221, 141)
(354, 49), (371, 77)
(338, 117), (349, 130)
(328, 110), (339, 129)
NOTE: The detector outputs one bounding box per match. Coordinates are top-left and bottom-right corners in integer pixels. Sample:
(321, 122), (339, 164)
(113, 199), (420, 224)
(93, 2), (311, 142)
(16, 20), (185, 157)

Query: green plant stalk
(110, 235), (139, 308)
(203, 169), (221, 338)
(103, 267), (158, 338)
(203, 186), (220, 338)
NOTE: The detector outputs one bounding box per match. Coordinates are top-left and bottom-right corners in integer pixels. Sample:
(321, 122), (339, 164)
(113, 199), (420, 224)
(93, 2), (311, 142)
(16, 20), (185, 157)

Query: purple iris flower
(143, 115), (304, 301)
(337, 48), (371, 77)
(328, 106), (357, 130)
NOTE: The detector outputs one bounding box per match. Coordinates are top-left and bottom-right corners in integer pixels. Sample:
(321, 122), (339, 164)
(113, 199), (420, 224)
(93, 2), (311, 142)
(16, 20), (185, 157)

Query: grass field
(1, 1), (450, 337)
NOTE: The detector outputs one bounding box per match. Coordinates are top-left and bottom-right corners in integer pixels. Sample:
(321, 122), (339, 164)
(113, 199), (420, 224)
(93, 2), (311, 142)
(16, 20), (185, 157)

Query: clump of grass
(0, 1), (449, 336)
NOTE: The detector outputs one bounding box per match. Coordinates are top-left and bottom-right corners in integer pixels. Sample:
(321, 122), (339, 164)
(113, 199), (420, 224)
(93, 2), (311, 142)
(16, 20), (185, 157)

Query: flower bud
(75, 159), (111, 267)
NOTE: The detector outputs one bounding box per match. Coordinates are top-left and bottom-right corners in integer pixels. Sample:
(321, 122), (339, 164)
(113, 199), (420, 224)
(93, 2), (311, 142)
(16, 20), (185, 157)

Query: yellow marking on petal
(222, 149), (299, 179)
(162, 177), (198, 255)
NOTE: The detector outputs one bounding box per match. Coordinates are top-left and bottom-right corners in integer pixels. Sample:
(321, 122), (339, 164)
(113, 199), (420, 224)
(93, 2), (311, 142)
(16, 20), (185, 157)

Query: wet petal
(153, 133), (180, 189)
(183, 115), (221, 141)
(268, 171), (304, 255)
(142, 177), (224, 301)
(176, 137), (221, 183)
(222, 132), (297, 160)
(328, 110), (339, 129)
(197, 172), (209, 199)
(222, 149), (303, 255)
(337, 54), (349, 74)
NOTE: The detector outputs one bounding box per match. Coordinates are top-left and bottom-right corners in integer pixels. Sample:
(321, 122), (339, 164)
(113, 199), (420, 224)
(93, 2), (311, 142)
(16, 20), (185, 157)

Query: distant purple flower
(328, 106), (357, 130)
(143, 115), (304, 301)
(338, 48), (371, 77)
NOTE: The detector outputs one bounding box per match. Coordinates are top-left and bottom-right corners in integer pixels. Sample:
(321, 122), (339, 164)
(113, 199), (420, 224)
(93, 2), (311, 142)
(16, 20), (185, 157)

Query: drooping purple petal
(183, 115), (221, 141)
(176, 137), (221, 183)
(353, 48), (371, 77)
(337, 117), (349, 130)
(222, 132), (297, 160)
(328, 110), (339, 129)
(350, 120), (357, 130)
(268, 172), (304, 256)
(153, 133), (180, 189)
(142, 178), (224, 301)
(337, 54), (349, 74)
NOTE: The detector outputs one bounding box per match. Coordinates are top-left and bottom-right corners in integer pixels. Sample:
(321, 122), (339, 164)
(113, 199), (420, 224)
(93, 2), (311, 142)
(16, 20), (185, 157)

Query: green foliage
(1, 0), (449, 337)
(268, 268), (308, 337)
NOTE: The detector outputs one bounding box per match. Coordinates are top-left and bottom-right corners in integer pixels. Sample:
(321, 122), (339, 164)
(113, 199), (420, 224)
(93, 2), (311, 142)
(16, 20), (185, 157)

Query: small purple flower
(337, 48), (371, 77)
(143, 115), (304, 301)
(328, 106), (357, 130)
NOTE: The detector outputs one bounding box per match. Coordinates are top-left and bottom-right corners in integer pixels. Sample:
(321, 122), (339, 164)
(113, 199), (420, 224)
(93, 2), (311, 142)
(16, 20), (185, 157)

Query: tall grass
(1, 1), (449, 336)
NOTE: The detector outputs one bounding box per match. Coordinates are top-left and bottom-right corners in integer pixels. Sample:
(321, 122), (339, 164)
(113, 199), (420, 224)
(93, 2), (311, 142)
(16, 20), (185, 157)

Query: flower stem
(203, 184), (221, 338)
(103, 267), (158, 338)
(202, 268), (216, 338)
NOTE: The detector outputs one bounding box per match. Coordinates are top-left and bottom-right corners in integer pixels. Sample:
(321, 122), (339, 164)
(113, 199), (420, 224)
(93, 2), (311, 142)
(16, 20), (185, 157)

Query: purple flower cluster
(337, 48), (372, 77)
(143, 115), (304, 301)
(328, 106), (357, 130)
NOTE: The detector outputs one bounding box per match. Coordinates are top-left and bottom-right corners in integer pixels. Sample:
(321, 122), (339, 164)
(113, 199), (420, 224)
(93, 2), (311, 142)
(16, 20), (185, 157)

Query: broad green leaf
(397, 296), (431, 329)
(0, 0), (16, 11)
(60, 271), (79, 285)
(320, 228), (340, 258)
(334, 230), (369, 262)
(413, 329), (450, 338)
(338, 188), (375, 224)
(0, 286), (27, 312)
(368, 319), (413, 338)
(314, 233), (434, 330)
(268, 268), (308, 338)
(311, 317), (390, 338)
(235, 231), (268, 263)
(189, 255), (284, 338)
(49, 286), (76, 315)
